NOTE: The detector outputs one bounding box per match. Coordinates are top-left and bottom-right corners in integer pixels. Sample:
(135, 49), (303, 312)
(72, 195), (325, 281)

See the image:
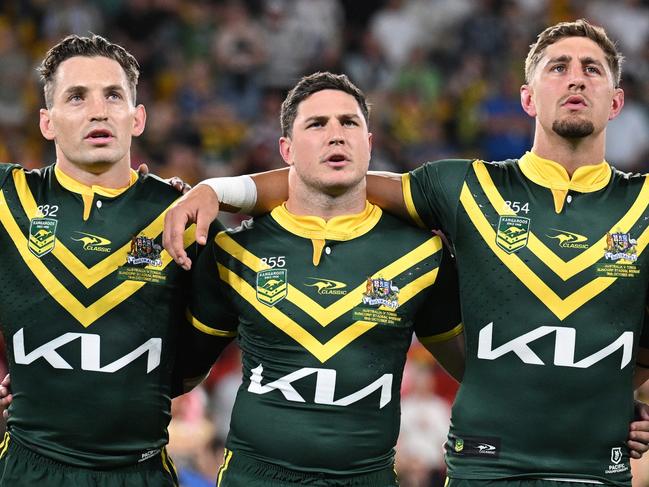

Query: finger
(628, 439), (649, 456)
(163, 210), (190, 267)
(639, 403), (649, 421)
(182, 183), (192, 195)
(1, 374), (10, 387)
(137, 163), (150, 176)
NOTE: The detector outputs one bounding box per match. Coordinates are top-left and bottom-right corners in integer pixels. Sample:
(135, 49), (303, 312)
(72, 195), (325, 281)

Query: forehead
(540, 36), (609, 66)
(295, 89), (364, 120)
(52, 56), (129, 94)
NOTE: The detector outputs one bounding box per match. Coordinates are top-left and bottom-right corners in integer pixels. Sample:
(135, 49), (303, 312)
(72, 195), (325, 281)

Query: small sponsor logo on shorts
(605, 446), (629, 474)
(448, 436), (500, 459)
(139, 449), (160, 462)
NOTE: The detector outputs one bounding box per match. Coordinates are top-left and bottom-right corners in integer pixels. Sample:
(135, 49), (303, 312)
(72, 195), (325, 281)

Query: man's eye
(585, 66), (601, 75)
(551, 65), (565, 73)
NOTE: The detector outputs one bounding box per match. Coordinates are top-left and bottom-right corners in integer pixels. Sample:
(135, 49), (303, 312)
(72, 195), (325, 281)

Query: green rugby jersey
(188, 202), (462, 475)
(403, 151), (649, 485)
(0, 163), (208, 469)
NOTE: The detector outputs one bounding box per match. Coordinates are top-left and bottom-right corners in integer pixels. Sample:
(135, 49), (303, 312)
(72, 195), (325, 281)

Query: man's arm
(163, 170), (410, 270)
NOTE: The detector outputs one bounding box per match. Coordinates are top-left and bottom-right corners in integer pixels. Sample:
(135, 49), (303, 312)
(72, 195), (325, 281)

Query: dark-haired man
(185, 71), (464, 486)
(166, 20), (649, 486)
(0, 34), (226, 486)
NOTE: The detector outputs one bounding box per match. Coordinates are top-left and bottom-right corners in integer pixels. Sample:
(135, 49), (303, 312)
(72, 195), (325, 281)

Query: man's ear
(39, 108), (55, 141)
(132, 104), (146, 137)
(608, 88), (625, 121)
(279, 136), (293, 166)
(520, 84), (537, 118)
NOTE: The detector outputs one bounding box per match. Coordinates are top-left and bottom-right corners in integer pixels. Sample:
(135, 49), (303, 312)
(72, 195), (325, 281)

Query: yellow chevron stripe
(216, 232), (442, 325)
(219, 263), (375, 362)
(217, 448), (233, 487)
(461, 184), (649, 320)
(218, 262), (439, 362)
(12, 169), (196, 288)
(0, 190), (194, 328)
(473, 160), (649, 280)
(186, 309), (238, 337)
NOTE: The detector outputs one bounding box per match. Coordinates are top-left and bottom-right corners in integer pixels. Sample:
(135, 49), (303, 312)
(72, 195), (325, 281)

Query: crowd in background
(2, 0), (649, 486)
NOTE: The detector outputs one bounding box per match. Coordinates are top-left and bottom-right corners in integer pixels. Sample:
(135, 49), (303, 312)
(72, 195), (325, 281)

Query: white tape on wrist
(198, 175), (257, 214)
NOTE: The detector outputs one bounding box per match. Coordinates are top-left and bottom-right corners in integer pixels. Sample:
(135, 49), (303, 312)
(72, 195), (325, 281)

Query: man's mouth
(562, 96), (587, 109)
(85, 129), (114, 141)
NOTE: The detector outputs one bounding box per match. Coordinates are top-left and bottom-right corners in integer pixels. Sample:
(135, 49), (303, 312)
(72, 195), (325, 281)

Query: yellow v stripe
(473, 161), (649, 280)
(461, 184), (649, 320)
(0, 190), (194, 328)
(218, 263), (376, 362)
(217, 264), (438, 362)
(217, 448), (233, 487)
(12, 169), (196, 288)
(216, 232), (442, 325)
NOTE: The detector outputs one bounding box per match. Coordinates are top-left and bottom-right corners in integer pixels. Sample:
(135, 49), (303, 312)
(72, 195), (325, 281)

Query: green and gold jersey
(189, 202), (462, 475)
(0, 163), (206, 469)
(404, 152), (649, 486)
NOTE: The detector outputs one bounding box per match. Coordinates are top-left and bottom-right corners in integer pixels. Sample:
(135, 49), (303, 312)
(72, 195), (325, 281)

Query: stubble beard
(552, 117), (594, 139)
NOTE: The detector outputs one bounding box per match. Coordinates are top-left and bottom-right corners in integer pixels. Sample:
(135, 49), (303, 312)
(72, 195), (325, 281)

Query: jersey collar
(271, 201), (381, 241)
(54, 165), (138, 221)
(271, 202), (382, 266)
(518, 151), (611, 213)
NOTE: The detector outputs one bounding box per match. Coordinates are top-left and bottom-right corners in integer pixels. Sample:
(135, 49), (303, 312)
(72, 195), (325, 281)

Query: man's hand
(629, 400), (649, 459)
(163, 185), (220, 270)
(137, 163), (190, 194)
(0, 374), (12, 420)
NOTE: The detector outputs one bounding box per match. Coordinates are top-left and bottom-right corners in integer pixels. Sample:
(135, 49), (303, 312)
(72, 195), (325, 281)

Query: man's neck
(55, 159), (132, 189)
(285, 182), (367, 221)
(531, 129), (607, 176)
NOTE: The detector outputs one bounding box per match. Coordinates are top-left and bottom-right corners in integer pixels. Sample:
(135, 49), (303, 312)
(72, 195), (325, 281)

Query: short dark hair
(37, 34), (140, 108)
(280, 72), (370, 137)
(525, 19), (623, 87)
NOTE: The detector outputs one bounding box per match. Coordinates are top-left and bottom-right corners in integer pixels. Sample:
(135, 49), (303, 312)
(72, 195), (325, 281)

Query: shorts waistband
(223, 449), (397, 486)
(7, 434), (166, 473)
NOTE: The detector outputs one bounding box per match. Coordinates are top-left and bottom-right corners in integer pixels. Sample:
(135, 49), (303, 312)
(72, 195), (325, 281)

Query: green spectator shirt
(0, 163), (207, 469)
(404, 151), (649, 486)
(188, 202), (462, 475)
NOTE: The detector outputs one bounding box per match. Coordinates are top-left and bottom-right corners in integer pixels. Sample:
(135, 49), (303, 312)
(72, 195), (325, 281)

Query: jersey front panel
(190, 205), (461, 475)
(406, 157), (649, 485)
(0, 163), (198, 468)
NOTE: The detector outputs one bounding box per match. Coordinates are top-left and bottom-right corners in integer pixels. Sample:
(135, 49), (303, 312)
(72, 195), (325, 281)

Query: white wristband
(198, 175), (257, 214)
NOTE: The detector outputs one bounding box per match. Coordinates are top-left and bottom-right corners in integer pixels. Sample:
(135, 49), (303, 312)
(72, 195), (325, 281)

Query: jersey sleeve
(413, 243), (463, 344)
(176, 231), (239, 386)
(402, 159), (473, 238)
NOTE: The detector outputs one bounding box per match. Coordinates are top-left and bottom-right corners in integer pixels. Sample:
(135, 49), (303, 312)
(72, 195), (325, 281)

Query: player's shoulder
(135, 172), (184, 204)
(0, 163), (46, 189)
(416, 158), (475, 175)
(375, 210), (443, 251)
(609, 166), (649, 187)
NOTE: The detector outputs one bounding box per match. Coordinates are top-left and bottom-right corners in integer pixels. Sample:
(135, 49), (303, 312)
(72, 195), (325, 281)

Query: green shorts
(446, 478), (610, 487)
(216, 448), (399, 486)
(0, 433), (178, 487)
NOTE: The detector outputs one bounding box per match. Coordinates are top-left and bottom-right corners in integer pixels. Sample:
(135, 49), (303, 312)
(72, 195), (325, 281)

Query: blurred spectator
(177, 435), (225, 487)
(212, 0), (266, 120)
(605, 75), (649, 173)
(370, 0), (422, 69)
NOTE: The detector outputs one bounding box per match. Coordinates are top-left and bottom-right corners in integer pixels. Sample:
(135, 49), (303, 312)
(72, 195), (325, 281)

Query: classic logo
(605, 231), (637, 262)
(127, 235), (163, 267)
(256, 269), (288, 306)
(611, 447), (623, 465)
(496, 216), (530, 253)
(28, 217), (57, 257)
(71, 231), (112, 252)
(304, 277), (347, 295)
(449, 436), (500, 458)
(546, 229), (589, 249)
(362, 276), (399, 309)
